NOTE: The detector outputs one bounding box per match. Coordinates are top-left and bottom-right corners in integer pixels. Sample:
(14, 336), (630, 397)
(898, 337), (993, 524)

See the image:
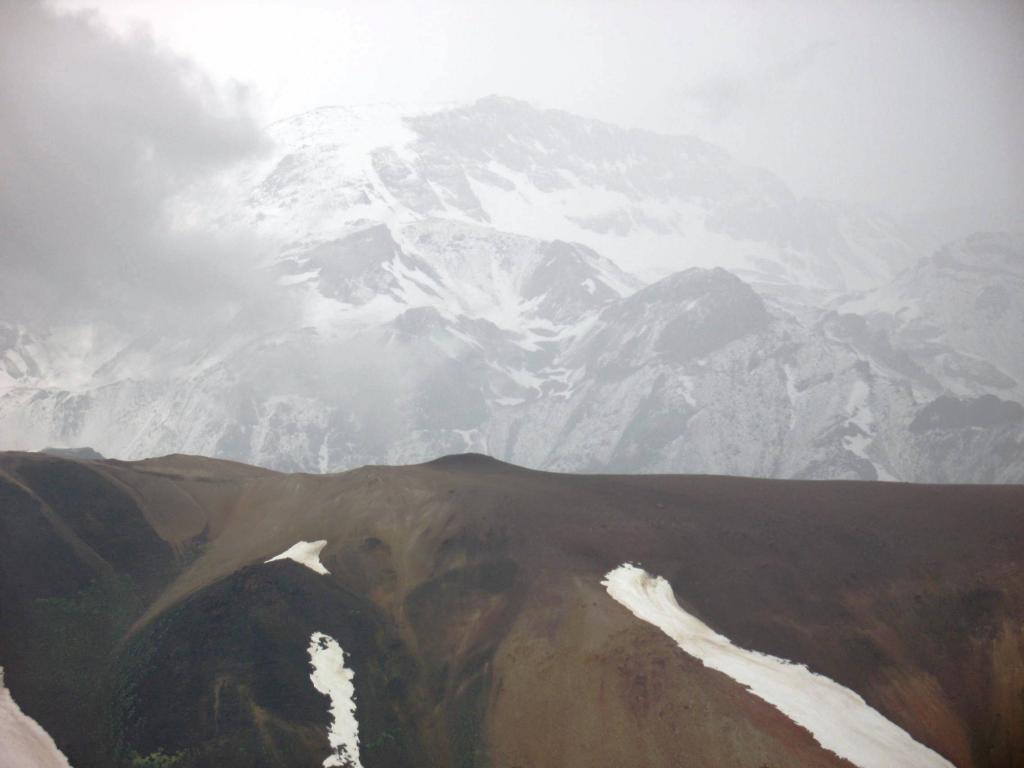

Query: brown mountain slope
(0, 450), (1021, 767)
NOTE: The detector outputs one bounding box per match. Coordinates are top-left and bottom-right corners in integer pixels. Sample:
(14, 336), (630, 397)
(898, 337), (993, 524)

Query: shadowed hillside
(0, 450), (1022, 767)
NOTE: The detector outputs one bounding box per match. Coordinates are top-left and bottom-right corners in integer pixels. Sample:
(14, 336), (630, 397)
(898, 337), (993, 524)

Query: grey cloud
(682, 40), (836, 124)
(0, 1), (276, 331)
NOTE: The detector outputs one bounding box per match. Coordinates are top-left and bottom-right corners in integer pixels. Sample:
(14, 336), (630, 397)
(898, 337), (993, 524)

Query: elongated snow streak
(602, 564), (953, 768)
(0, 668), (73, 768)
(266, 540), (330, 574)
(308, 633), (363, 768)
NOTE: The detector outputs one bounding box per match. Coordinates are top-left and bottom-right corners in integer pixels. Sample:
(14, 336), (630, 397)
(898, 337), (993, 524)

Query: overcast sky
(49, 0), (1024, 226)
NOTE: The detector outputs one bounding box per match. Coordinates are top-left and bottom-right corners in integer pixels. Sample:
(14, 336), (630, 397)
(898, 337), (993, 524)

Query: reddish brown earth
(0, 450), (1021, 767)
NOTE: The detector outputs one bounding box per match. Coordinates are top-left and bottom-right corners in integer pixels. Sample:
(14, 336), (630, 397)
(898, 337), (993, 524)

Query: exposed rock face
(910, 395), (1024, 434)
(839, 232), (1024, 390)
(0, 451), (1022, 767)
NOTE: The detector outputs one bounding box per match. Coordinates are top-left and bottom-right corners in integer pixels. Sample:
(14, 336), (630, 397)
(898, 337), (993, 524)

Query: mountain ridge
(1, 450), (1021, 767)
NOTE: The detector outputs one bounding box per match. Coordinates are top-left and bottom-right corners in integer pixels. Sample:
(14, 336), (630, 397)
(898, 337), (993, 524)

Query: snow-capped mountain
(1, 97), (1021, 482)
(488, 262), (1024, 482)
(192, 97), (918, 292)
(838, 231), (1024, 391)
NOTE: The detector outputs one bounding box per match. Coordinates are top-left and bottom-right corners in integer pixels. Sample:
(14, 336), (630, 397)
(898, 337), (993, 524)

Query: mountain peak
(469, 94), (538, 111)
(422, 452), (515, 471)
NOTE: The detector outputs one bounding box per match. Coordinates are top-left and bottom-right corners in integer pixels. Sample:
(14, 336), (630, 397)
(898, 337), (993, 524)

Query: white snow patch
(308, 633), (363, 768)
(278, 269), (321, 286)
(677, 374), (698, 408)
(602, 564), (953, 768)
(506, 366), (545, 391)
(0, 668), (73, 768)
(317, 438), (331, 474)
(266, 540), (330, 575)
(493, 396), (526, 407)
(841, 378), (894, 479)
(452, 427), (488, 453)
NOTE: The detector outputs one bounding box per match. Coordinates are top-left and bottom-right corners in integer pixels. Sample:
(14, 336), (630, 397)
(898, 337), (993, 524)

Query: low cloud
(681, 41), (836, 125)
(0, 1), (279, 333)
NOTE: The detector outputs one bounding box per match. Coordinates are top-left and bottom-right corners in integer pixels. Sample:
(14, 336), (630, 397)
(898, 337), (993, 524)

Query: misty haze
(0, 1), (1022, 767)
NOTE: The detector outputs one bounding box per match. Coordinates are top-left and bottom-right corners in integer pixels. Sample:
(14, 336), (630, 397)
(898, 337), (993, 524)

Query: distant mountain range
(1, 97), (1021, 481)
